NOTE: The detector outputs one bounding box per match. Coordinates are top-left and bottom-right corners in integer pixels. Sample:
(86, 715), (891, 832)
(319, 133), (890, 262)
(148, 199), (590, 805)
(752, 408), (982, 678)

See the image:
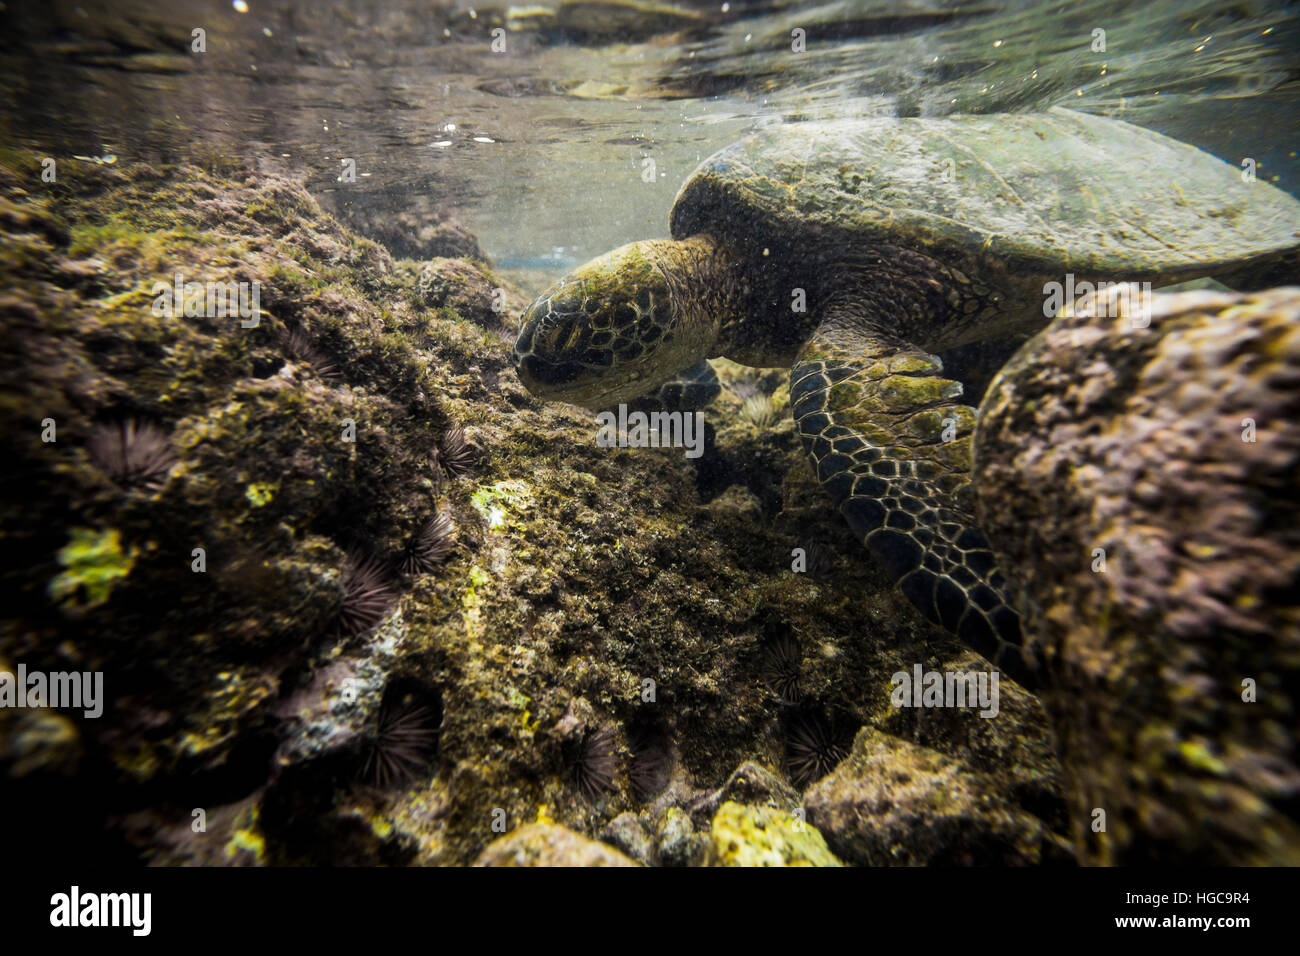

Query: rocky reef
(0, 151), (1064, 866)
(976, 285), (1300, 865)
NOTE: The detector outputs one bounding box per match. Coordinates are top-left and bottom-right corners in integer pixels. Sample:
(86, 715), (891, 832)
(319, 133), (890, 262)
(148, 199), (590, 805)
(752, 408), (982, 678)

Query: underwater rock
(417, 219), (488, 262)
(116, 793), (269, 867)
(418, 257), (507, 330)
(704, 800), (841, 867)
(476, 822), (640, 866)
(692, 759), (802, 826)
(600, 812), (653, 863)
(976, 286), (1300, 865)
(805, 727), (1061, 866)
(654, 806), (709, 867)
(0, 150), (1063, 866)
(1, 705), (82, 778)
(320, 191), (487, 263)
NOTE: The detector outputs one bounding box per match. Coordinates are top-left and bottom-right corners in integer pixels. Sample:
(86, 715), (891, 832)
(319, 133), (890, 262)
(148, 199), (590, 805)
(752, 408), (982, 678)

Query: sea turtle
(512, 108), (1300, 688)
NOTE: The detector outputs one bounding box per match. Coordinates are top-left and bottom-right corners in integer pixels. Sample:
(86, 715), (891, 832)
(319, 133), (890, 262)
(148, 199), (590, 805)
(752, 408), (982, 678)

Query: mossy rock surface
(977, 286), (1300, 865)
(0, 152), (1063, 866)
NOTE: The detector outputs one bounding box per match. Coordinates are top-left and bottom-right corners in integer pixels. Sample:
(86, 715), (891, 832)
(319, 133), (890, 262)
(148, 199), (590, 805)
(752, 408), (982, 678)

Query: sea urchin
(402, 507), (455, 574)
(434, 423), (475, 480)
(628, 724), (671, 801)
(88, 419), (177, 491)
(363, 694), (439, 789)
(785, 711), (848, 787)
(336, 552), (396, 637)
(572, 724), (618, 801)
(281, 326), (342, 382)
(761, 633), (803, 704)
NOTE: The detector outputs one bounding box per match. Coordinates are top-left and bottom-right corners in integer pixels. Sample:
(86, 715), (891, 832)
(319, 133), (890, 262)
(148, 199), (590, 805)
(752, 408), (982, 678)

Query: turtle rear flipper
(790, 311), (1037, 689)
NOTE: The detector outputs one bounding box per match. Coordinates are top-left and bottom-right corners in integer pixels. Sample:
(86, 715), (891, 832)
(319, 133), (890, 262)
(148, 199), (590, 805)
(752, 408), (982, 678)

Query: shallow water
(3, 0), (1297, 268)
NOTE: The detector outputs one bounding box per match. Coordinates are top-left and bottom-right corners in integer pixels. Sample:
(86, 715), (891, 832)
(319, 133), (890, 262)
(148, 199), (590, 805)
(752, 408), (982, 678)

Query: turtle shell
(669, 108), (1300, 282)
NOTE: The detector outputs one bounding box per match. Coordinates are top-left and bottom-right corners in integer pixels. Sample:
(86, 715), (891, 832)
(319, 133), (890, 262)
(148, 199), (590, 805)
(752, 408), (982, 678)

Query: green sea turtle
(512, 109), (1300, 688)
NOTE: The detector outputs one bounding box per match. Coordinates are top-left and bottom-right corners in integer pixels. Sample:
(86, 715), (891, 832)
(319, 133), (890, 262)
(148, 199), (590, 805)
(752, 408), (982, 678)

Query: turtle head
(514, 240), (715, 408)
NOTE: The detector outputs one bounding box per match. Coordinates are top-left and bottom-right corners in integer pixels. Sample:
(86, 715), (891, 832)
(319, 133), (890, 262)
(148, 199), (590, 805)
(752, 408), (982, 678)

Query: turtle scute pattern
(789, 313), (1035, 688)
(514, 244), (675, 385)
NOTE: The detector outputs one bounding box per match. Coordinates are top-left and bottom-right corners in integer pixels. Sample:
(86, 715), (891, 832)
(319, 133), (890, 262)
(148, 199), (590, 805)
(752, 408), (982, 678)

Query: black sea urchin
(785, 711), (848, 787)
(572, 725), (618, 801)
(336, 552), (396, 636)
(281, 326), (342, 382)
(402, 507), (455, 574)
(761, 633), (803, 704)
(801, 541), (835, 579)
(434, 423), (475, 479)
(88, 419), (178, 491)
(629, 725), (671, 801)
(363, 695), (439, 789)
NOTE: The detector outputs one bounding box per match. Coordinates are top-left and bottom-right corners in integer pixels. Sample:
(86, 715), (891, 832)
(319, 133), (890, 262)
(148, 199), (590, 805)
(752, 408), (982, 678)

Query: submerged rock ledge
(0, 153), (1061, 865)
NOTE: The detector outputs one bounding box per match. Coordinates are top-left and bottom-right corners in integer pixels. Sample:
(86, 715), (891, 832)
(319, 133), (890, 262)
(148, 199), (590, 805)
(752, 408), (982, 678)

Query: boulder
(976, 286), (1300, 864)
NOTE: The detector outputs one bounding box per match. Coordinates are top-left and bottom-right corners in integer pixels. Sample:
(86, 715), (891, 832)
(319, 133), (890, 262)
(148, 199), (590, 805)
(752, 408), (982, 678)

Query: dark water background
(2, 0), (1298, 272)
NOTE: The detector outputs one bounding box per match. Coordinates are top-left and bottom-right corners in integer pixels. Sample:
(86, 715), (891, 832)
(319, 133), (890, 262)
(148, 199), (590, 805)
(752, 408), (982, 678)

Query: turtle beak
(515, 350), (585, 395)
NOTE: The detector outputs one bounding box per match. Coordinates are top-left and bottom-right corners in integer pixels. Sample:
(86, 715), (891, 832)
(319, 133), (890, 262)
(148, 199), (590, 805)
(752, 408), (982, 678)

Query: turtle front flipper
(790, 315), (1037, 689)
(646, 360), (721, 412)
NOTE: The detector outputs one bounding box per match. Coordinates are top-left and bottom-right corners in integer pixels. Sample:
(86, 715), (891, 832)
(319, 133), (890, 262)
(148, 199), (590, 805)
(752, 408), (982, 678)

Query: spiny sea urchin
(434, 423), (475, 480)
(761, 633), (803, 704)
(628, 723), (671, 801)
(785, 710), (848, 787)
(798, 540), (835, 579)
(87, 419), (178, 490)
(402, 507), (455, 574)
(572, 724), (618, 801)
(336, 552), (397, 637)
(280, 326), (342, 382)
(363, 690), (440, 789)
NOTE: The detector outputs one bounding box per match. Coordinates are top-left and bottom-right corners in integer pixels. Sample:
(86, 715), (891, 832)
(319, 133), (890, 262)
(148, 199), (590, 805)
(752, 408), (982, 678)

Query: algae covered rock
(712, 760), (801, 813)
(600, 812), (653, 863)
(976, 285), (1300, 865)
(417, 257), (507, 330)
(705, 800), (841, 867)
(477, 822), (640, 866)
(321, 190), (487, 262)
(654, 805), (709, 867)
(0, 149), (1064, 867)
(805, 727), (1061, 866)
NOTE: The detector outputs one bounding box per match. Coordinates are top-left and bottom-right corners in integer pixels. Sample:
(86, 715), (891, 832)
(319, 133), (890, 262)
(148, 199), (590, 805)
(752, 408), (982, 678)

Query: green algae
(470, 479), (534, 530)
(47, 527), (137, 611)
(244, 481), (278, 508)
